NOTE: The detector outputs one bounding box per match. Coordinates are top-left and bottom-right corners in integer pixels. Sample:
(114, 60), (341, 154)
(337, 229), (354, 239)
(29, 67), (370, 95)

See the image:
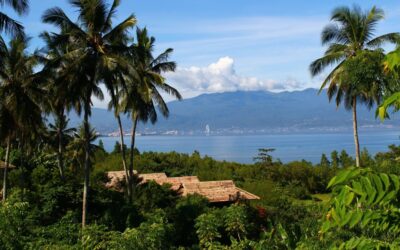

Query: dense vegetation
(2, 1), (400, 249)
(1, 143), (400, 249)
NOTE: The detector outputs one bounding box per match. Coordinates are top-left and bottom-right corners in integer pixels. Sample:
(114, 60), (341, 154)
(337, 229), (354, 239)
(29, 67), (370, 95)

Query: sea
(95, 130), (400, 164)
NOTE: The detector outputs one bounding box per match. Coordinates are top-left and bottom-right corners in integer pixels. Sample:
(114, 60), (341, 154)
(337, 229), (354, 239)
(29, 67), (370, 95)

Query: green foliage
(30, 211), (80, 248)
(196, 209), (224, 249)
(134, 181), (179, 212)
(0, 202), (33, 250)
(253, 148), (275, 165)
(339, 150), (355, 168)
(331, 150), (340, 170)
(98, 140), (105, 150)
(81, 224), (122, 250)
(340, 50), (387, 104)
(120, 210), (173, 250)
(171, 194), (209, 247)
(320, 153), (330, 167)
(321, 168), (400, 248)
(224, 205), (249, 240)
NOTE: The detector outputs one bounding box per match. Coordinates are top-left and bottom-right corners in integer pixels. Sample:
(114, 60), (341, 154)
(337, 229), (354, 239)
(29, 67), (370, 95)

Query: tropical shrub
(321, 168), (400, 249)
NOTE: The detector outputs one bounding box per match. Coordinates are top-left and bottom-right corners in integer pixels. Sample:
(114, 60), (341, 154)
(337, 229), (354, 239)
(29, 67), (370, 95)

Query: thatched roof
(182, 180), (260, 202)
(105, 171), (167, 189)
(150, 176), (200, 191)
(0, 160), (16, 169)
(105, 171), (260, 203)
(140, 173), (168, 182)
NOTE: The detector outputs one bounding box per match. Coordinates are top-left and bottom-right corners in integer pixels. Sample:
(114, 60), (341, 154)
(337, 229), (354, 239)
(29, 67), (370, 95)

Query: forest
(2, 0), (400, 249)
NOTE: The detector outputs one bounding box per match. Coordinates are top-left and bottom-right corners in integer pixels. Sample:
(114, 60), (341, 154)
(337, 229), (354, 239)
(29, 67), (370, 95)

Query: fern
(321, 168), (400, 249)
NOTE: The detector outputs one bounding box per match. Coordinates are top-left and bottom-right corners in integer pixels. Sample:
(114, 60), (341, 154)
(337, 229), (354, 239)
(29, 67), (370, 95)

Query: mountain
(67, 89), (400, 134)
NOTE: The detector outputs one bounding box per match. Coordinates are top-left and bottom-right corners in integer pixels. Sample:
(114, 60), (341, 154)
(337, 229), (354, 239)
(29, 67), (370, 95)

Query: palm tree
(0, 36), (44, 201)
(42, 0), (136, 227)
(0, 0), (28, 37)
(104, 72), (131, 196)
(0, 101), (15, 202)
(309, 5), (398, 167)
(46, 114), (76, 179)
(67, 123), (100, 173)
(120, 27), (181, 197)
(39, 31), (83, 180)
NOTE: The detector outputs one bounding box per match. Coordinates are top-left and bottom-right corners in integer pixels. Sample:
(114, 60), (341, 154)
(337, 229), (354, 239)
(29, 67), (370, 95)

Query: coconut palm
(104, 72), (131, 196)
(42, 0), (136, 226)
(38, 31), (84, 180)
(46, 114), (76, 179)
(309, 5), (399, 167)
(67, 123), (100, 173)
(0, 36), (44, 201)
(119, 27), (181, 197)
(0, 0), (28, 37)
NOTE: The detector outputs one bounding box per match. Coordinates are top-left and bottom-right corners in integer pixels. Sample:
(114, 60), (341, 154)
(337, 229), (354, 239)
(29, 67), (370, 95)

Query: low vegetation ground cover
(1, 143), (399, 249)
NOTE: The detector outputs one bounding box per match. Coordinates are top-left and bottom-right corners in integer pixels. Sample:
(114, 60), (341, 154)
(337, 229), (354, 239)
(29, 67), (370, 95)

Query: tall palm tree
(67, 123), (100, 173)
(46, 114), (76, 179)
(0, 0), (28, 37)
(104, 72), (131, 196)
(42, 0), (136, 227)
(309, 5), (398, 167)
(120, 27), (181, 197)
(0, 36), (44, 201)
(39, 31), (83, 180)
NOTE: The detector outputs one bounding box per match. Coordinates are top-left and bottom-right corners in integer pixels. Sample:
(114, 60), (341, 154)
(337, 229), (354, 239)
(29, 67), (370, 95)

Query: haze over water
(97, 130), (400, 164)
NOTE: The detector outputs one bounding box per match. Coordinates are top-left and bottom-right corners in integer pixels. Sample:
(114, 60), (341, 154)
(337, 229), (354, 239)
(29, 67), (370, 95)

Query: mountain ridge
(67, 88), (400, 134)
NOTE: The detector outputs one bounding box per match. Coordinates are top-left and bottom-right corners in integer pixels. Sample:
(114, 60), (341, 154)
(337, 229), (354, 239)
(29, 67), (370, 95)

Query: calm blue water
(96, 131), (400, 164)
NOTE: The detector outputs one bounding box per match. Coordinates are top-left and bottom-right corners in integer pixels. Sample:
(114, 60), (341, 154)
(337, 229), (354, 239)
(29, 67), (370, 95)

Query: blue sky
(5, 0), (400, 106)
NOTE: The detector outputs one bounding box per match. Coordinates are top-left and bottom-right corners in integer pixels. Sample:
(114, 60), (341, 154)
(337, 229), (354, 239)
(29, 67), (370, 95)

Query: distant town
(100, 123), (398, 137)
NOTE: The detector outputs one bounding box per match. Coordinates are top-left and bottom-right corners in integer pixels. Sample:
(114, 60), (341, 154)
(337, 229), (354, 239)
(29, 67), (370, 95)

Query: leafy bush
(0, 202), (34, 250)
(321, 168), (400, 248)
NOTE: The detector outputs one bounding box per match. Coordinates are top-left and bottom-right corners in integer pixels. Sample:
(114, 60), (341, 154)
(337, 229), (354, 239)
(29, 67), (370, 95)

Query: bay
(96, 131), (400, 164)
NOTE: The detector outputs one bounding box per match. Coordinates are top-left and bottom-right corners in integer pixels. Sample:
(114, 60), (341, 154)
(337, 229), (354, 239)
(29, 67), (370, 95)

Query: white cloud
(91, 57), (308, 108)
(166, 57), (304, 98)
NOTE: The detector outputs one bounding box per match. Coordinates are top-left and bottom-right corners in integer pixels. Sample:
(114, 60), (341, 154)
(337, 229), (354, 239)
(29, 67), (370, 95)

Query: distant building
(106, 171), (260, 203)
(205, 124), (210, 135)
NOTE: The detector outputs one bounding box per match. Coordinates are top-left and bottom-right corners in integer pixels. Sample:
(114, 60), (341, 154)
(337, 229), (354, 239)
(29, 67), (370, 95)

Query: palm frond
(367, 33), (400, 48)
(310, 50), (345, 77)
(42, 7), (86, 38)
(0, 12), (24, 37)
(103, 15), (136, 42)
(1, 0), (29, 15)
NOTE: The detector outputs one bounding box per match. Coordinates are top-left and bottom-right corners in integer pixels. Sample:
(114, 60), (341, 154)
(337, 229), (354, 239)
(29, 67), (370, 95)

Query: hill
(67, 89), (399, 134)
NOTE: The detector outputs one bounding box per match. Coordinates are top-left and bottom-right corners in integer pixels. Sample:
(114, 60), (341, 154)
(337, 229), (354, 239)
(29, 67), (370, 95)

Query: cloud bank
(166, 57), (303, 98)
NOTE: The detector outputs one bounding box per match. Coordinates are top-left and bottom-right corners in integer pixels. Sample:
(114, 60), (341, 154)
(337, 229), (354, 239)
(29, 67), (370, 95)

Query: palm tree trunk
(128, 113), (138, 199)
(116, 114), (130, 197)
(2, 137), (11, 202)
(82, 102), (91, 228)
(352, 98), (361, 167)
(57, 110), (65, 180)
(109, 88), (130, 196)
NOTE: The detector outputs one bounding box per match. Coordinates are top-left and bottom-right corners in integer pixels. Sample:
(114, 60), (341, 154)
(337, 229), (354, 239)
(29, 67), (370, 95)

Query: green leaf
(381, 190), (397, 204)
(360, 177), (376, 205)
(379, 173), (390, 192)
(351, 181), (364, 196)
(345, 192), (355, 206)
(321, 221), (331, 233)
(385, 48), (400, 70)
(328, 169), (354, 188)
(349, 211), (363, 228)
(389, 174), (400, 191)
(372, 174), (384, 204)
(331, 209), (340, 224)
